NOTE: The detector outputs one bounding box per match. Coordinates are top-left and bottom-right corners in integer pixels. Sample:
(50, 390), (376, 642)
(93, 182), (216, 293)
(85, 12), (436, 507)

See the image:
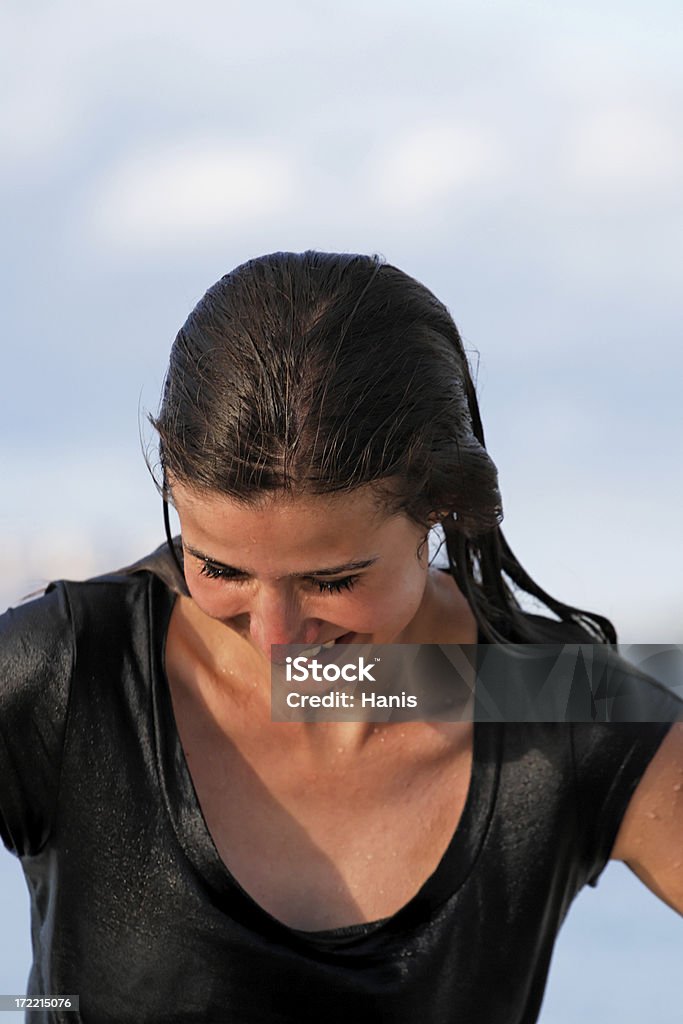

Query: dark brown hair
(151, 250), (616, 645)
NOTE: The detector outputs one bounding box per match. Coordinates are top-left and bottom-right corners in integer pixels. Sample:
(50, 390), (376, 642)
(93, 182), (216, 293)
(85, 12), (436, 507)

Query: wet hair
(150, 250), (616, 645)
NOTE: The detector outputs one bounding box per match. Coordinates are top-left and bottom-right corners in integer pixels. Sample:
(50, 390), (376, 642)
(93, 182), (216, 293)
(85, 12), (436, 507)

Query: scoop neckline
(147, 571), (503, 945)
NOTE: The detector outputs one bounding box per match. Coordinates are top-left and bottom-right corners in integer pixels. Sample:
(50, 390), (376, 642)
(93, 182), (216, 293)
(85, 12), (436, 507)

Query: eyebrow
(184, 545), (379, 578)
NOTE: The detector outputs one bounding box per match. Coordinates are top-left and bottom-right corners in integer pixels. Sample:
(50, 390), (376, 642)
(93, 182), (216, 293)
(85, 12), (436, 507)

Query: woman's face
(170, 481), (435, 662)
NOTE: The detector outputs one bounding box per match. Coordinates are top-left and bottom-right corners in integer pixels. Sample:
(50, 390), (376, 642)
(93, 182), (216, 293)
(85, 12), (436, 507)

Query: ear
(427, 509), (451, 527)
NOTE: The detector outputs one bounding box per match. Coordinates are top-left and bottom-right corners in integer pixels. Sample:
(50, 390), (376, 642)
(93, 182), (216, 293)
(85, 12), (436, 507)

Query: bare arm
(610, 722), (683, 915)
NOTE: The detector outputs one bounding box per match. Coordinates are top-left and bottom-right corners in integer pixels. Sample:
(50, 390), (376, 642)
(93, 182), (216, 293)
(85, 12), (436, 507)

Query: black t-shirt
(0, 558), (681, 1023)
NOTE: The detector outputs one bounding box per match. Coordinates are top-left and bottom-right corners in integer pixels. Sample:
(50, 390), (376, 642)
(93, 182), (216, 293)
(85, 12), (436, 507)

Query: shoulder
(0, 582), (75, 705)
(510, 611), (683, 722)
(0, 551), (176, 856)
(0, 572), (151, 717)
(512, 610), (600, 644)
(1, 552), (175, 691)
(0, 585), (76, 855)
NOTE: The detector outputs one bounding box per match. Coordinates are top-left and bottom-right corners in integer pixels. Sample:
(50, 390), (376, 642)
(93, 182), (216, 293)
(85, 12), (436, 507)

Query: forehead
(170, 482), (412, 572)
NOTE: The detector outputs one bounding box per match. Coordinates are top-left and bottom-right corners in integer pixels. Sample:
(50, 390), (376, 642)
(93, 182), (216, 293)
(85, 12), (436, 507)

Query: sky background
(1, 1), (681, 1019)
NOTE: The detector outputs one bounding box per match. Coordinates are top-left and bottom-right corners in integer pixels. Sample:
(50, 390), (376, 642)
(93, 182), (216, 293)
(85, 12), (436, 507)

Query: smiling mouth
(297, 632), (356, 658)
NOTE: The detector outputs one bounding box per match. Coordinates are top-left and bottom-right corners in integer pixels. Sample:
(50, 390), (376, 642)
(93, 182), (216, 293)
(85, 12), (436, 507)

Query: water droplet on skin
(337, 747), (344, 754)
(646, 811), (659, 820)
(673, 783), (682, 792)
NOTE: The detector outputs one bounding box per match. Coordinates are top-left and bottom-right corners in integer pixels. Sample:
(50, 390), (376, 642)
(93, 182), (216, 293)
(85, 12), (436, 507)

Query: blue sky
(0, 2), (681, 1015)
(1, 0), (681, 640)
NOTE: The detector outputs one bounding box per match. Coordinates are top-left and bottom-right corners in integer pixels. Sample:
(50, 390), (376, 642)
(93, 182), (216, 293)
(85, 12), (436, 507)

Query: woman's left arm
(610, 722), (683, 915)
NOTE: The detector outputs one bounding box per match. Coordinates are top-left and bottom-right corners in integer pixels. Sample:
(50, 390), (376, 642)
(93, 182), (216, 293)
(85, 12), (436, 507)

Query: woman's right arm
(0, 583), (74, 858)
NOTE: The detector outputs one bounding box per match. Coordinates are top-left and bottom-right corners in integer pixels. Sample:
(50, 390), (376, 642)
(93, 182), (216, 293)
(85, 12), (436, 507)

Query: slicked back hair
(151, 251), (616, 645)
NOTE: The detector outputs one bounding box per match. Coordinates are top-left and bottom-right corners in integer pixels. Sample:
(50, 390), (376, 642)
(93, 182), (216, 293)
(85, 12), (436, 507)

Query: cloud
(368, 120), (506, 213)
(567, 104), (682, 196)
(0, 86), (82, 174)
(86, 141), (299, 250)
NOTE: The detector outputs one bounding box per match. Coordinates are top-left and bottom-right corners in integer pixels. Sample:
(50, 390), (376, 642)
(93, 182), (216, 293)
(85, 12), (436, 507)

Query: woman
(1, 251), (681, 1023)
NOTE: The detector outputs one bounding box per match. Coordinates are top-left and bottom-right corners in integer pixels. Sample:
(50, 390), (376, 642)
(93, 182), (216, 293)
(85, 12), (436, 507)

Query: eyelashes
(314, 576), (358, 595)
(198, 561), (359, 595)
(198, 562), (242, 581)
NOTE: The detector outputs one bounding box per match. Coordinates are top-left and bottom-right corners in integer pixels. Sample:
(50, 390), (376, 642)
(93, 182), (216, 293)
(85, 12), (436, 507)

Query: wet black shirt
(0, 563), (681, 1023)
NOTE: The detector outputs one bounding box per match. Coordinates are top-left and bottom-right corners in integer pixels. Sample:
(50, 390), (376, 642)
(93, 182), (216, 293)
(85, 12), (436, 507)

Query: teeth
(299, 644), (322, 658)
(297, 638), (337, 657)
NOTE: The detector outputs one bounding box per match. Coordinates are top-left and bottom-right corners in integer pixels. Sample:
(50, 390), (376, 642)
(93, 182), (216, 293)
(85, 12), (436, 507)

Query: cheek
(185, 576), (247, 621)
(354, 564), (427, 632)
(392, 581), (425, 623)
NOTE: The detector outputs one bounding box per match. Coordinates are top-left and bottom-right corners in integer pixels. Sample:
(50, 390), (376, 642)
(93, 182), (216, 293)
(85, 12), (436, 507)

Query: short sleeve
(0, 582), (74, 857)
(571, 715), (679, 889)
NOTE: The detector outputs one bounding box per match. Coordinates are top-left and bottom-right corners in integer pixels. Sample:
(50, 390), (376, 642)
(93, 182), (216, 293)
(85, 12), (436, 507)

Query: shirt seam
(568, 723), (585, 877)
(0, 725), (26, 855)
(32, 581), (78, 858)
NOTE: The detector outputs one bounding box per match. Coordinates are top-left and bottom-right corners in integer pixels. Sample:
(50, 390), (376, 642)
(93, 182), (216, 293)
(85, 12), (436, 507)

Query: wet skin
(162, 481), (480, 929)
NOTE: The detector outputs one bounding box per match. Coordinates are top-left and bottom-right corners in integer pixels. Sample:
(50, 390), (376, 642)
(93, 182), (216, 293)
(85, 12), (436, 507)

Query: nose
(246, 585), (321, 661)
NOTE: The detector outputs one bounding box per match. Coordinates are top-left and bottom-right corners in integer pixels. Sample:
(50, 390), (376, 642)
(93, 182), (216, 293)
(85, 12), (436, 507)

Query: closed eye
(198, 561), (360, 595)
(199, 562), (245, 582)
(313, 576), (359, 594)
